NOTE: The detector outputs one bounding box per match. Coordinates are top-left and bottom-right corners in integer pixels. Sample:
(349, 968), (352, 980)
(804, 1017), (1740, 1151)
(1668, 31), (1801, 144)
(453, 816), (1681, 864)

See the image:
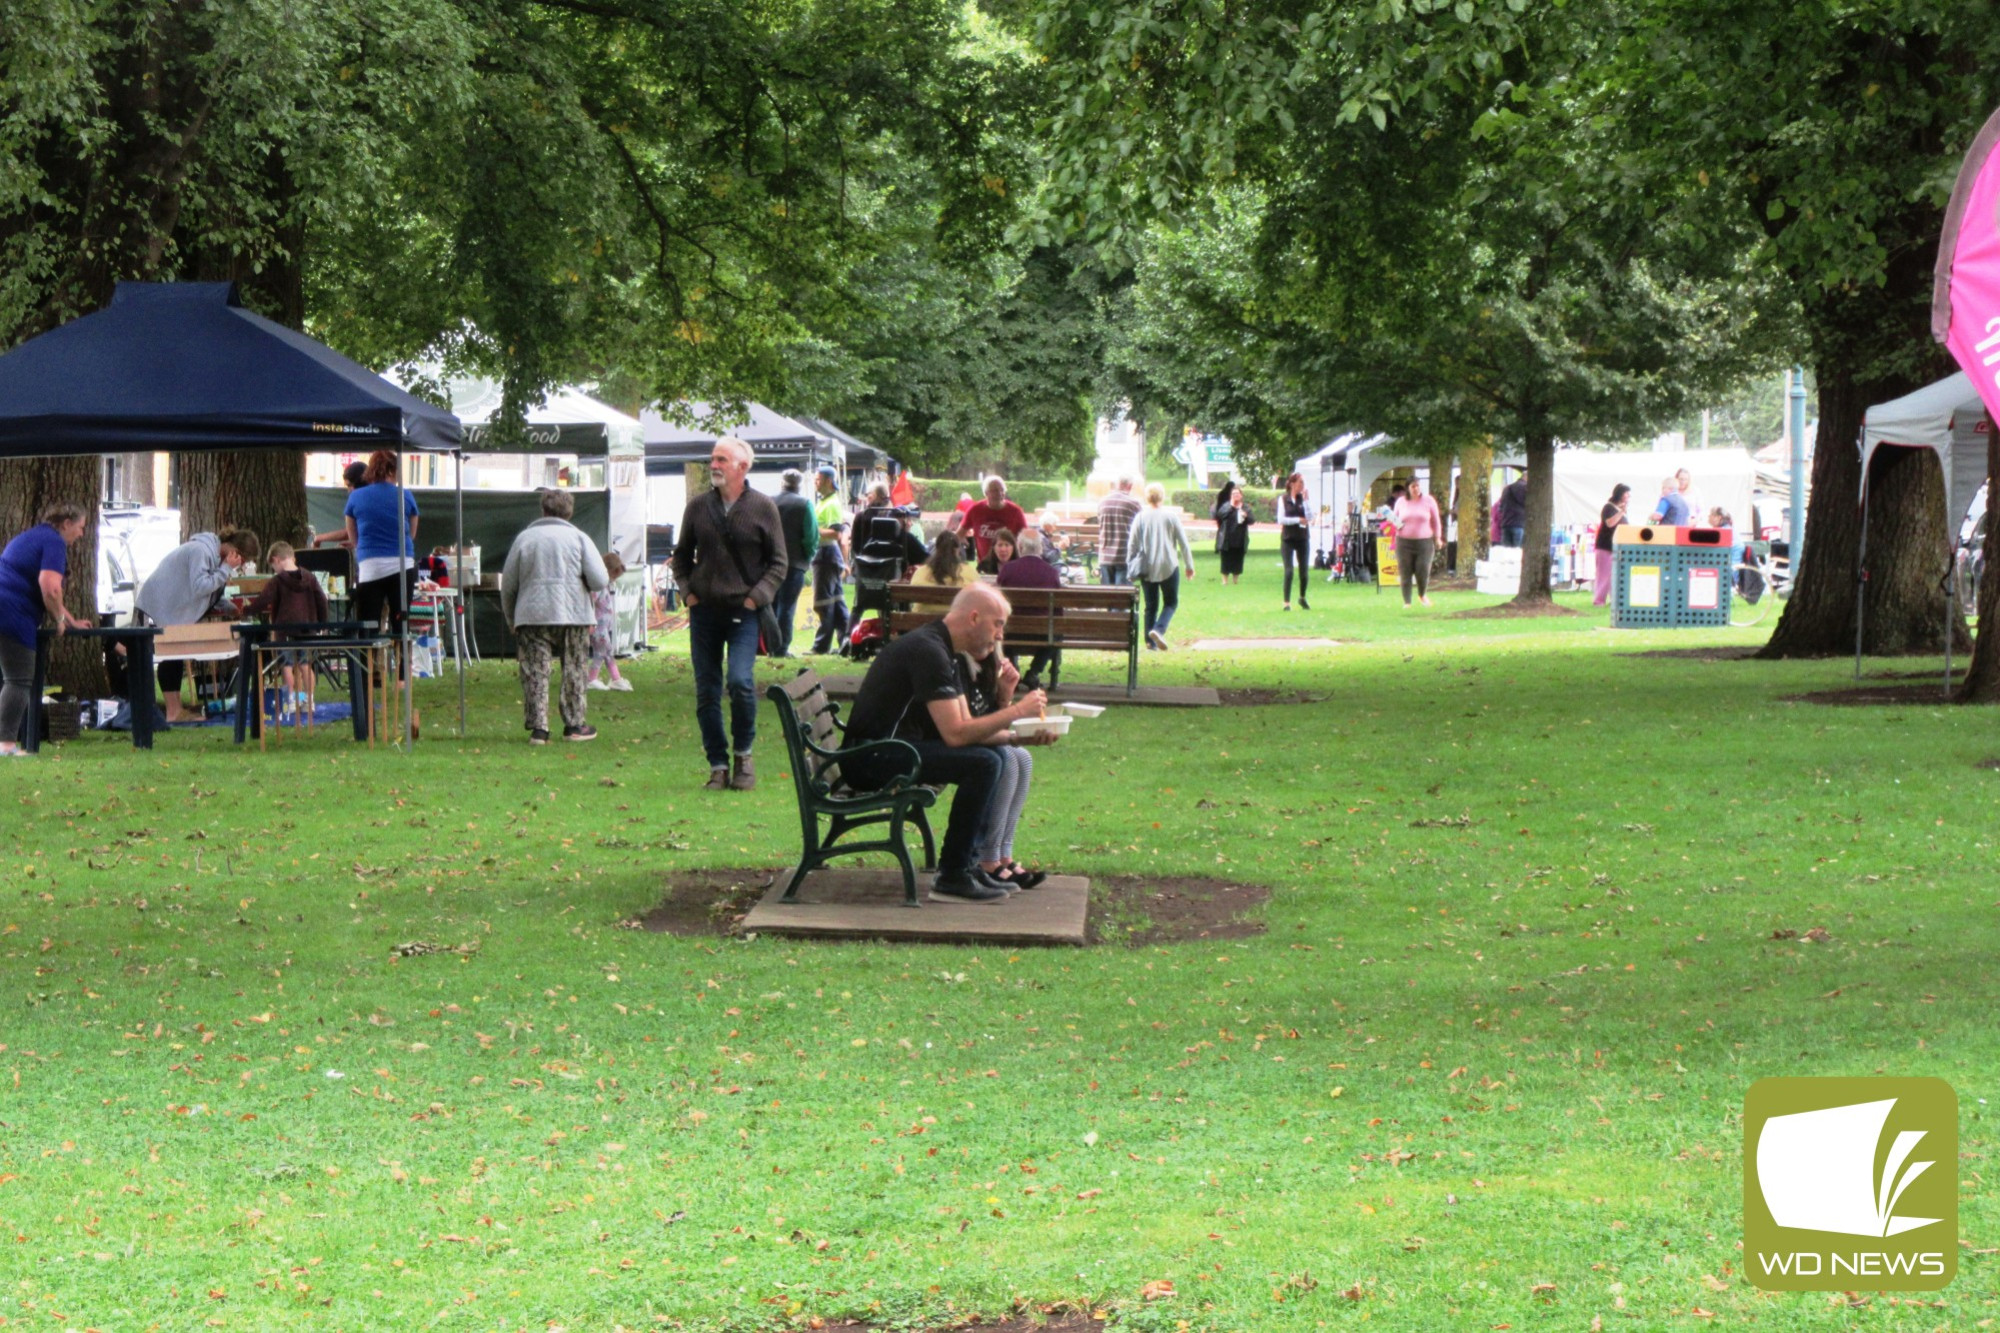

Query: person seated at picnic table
(0, 502), (93, 757)
(975, 528), (1018, 578)
(841, 583), (1052, 904)
(243, 541), (330, 719)
(135, 526), (261, 724)
(909, 522), (974, 587)
(997, 529), (1062, 694)
(962, 476), (1028, 563)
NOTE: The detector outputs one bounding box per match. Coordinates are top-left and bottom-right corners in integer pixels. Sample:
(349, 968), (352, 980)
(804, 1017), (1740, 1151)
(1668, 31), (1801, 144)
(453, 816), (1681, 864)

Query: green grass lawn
(2, 545), (1995, 1330)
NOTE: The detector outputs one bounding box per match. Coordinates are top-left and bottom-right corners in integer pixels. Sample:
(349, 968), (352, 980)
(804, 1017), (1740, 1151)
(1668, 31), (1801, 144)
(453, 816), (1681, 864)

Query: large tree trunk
(1859, 444), (1969, 656)
(1956, 421), (2000, 702)
(1511, 431), (1555, 606)
(1759, 368), (1966, 658)
(175, 195), (311, 556)
(176, 451), (311, 555)
(1456, 438), (1493, 572)
(0, 458), (107, 697)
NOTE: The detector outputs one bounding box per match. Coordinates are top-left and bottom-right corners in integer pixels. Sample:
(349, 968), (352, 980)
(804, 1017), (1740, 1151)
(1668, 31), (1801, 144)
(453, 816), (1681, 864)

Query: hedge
(1169, 486), (1280, 514)
(911, 478), (1064, 513)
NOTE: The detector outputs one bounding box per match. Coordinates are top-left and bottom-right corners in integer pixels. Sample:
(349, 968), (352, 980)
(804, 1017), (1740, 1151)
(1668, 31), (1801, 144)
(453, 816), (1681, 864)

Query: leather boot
(729, 753), (757, 791)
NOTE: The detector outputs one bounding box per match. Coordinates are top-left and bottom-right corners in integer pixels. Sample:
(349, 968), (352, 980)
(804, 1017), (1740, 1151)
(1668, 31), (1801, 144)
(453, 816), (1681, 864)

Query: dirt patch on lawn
(1615, 646), (1761, 662)
(1218, 687), (1330, 706)
(1086, 874), (1269, 946)
(817, 1318), (1100, 1333)
(1783, 683), (1970, 707)
(625, 867), (1268, 946)
(625, 867), (774, 936)
(1451, 601), (1579, 619)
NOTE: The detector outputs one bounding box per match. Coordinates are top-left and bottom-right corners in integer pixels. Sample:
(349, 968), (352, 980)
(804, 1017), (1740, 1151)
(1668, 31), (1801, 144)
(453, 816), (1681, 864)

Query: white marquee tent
(1294, 434), (1761, 546)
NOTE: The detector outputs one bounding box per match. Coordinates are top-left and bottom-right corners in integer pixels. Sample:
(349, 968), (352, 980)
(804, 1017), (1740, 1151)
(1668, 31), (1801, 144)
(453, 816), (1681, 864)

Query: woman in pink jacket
(1392, 478), (1443, 607)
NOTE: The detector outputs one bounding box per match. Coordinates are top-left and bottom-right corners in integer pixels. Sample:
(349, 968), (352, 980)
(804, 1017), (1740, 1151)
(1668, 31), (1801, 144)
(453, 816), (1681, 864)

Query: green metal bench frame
(767, 669), (938, 907)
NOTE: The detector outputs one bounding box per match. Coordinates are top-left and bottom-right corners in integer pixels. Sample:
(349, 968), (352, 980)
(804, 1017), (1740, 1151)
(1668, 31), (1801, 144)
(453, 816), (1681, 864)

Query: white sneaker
(611, 678), (634, 691)
(587, 679), (610, 691)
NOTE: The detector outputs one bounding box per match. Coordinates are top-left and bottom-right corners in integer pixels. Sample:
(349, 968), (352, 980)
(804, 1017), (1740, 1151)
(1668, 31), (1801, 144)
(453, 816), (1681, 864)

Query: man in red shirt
(961, 477), (1028, 562)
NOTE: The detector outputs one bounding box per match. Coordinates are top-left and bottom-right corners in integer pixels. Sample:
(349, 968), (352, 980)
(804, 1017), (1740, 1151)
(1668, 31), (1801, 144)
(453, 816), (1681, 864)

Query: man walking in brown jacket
(672, 436), (787, 790)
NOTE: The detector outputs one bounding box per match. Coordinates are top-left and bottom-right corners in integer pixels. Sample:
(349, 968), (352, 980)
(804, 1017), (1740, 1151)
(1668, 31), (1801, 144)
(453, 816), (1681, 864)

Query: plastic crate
(1613, 544), (1734, 628)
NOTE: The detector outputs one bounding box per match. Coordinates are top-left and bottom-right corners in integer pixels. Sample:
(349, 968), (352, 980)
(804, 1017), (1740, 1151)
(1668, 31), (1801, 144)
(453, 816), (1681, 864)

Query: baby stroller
(849, 513), (906, 620)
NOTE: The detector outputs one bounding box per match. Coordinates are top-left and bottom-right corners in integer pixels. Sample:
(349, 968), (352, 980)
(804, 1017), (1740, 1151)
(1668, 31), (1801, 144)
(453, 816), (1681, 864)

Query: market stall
(311, 374), (647, 658)
(0, 281), (461, 744)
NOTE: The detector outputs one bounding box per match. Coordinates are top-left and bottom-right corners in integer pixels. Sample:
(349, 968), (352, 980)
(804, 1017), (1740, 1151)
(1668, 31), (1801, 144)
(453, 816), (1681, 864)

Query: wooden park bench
(887, 581), (1141, 696)
(767, 669), (939, 907)
(1043, 518), (1100, 576)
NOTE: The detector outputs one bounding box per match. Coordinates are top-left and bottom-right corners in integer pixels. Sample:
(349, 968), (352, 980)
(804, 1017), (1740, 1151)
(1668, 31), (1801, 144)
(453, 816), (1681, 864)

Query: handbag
(714, 491), (784, 655)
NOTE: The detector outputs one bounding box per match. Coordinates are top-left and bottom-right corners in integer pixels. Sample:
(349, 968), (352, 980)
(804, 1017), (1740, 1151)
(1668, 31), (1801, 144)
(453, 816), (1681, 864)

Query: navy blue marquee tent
(0, 282), (460, 456)
(0, 281), (464, 746)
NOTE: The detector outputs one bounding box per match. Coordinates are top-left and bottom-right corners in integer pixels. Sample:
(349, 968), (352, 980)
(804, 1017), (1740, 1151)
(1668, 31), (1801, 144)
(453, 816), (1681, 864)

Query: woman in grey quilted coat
(501, 490), (610, 743)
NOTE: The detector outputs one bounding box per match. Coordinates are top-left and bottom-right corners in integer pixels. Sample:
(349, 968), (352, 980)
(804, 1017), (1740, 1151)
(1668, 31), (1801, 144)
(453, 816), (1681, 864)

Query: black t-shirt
(1596, 502), (1621, 552)
(844, 619), (962, 744)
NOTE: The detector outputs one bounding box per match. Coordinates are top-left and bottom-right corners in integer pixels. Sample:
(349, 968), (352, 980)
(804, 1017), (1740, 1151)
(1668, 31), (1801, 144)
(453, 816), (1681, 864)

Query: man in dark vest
(772, 468), (818, 657)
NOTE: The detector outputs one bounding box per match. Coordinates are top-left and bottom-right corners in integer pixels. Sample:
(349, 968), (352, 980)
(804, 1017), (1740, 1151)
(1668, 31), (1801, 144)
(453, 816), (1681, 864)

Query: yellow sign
(1377, 541), (1399, 587)
(1628, 564), (1661, 607)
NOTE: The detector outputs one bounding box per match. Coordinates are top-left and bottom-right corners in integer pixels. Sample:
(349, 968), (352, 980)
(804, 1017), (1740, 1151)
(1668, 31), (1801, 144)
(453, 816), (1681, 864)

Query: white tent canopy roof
(1294, 432), (1761, 532)
(1860, 371), (1991, 534)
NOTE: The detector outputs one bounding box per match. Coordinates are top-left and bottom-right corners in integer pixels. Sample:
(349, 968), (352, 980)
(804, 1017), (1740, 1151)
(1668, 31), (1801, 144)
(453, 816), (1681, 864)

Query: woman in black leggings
(1277, 472), (1314, 610)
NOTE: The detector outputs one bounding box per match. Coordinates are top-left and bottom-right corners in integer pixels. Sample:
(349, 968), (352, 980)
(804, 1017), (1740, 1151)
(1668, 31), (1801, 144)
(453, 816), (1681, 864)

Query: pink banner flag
(1936, 104), (2000, 422)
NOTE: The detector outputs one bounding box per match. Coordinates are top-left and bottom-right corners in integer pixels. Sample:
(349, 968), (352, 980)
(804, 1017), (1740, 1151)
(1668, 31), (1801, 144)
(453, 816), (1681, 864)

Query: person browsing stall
(244, 541), (330, 718)
(502, 489), (609, 744)
(0, 503), (92, 755)
(841, 583), (1052, 903)
(136, 525), (261, 725)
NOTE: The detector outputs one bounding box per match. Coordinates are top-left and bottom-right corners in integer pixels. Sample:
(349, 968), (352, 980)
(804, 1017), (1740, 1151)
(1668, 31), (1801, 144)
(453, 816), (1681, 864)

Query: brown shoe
(703, 767), (730, 791)
(729, 754), (756, 791)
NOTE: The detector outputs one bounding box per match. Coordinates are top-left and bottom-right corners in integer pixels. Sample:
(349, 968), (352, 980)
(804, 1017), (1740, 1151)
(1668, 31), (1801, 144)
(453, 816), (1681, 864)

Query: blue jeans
(1502, 526), (1525, 548)
(773, 567), (807, 656)
(1141, 571), (1180, 638)
(1099, 562), (1128, 587)
(688, 600), (761, 768)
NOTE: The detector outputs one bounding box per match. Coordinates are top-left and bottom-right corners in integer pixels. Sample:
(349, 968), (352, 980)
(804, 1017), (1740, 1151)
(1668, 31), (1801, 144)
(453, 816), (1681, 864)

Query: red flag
(1935, 103), (2000, 421)
(890, 471), (916, 508)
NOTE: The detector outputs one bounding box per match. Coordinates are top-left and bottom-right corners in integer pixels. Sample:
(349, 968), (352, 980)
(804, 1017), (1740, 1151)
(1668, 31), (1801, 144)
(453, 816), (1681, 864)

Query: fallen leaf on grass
(1076, 1188), (1101, 1200)
(1140, 1279), (1175, 1301)
(1341, 1285), (1364, 1301)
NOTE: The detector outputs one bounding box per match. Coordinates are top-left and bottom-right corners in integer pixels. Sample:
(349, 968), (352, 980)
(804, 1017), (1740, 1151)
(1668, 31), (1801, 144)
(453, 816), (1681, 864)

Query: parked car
(95, 504), (183, 620)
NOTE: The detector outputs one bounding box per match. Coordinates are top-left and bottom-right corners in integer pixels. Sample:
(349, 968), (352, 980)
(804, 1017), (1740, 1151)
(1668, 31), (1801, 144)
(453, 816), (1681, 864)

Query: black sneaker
(528, 729), (549, 745)
(1008, 868), (1048, 891)
(563, 724), (598, 742)
(931, 874), (1007, 903)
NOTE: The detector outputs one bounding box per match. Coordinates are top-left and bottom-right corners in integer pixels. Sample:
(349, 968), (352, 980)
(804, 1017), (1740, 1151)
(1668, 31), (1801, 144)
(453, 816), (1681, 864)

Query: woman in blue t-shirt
(343, 450), (420, 629)
(0, 502), (92, 755)
(343, 450), (422, 732)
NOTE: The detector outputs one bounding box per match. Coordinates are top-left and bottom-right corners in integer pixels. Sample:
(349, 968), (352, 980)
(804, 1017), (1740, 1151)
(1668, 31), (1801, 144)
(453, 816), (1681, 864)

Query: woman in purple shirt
(0, 503), (92, 755)
(997, 529), (1062, 692)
